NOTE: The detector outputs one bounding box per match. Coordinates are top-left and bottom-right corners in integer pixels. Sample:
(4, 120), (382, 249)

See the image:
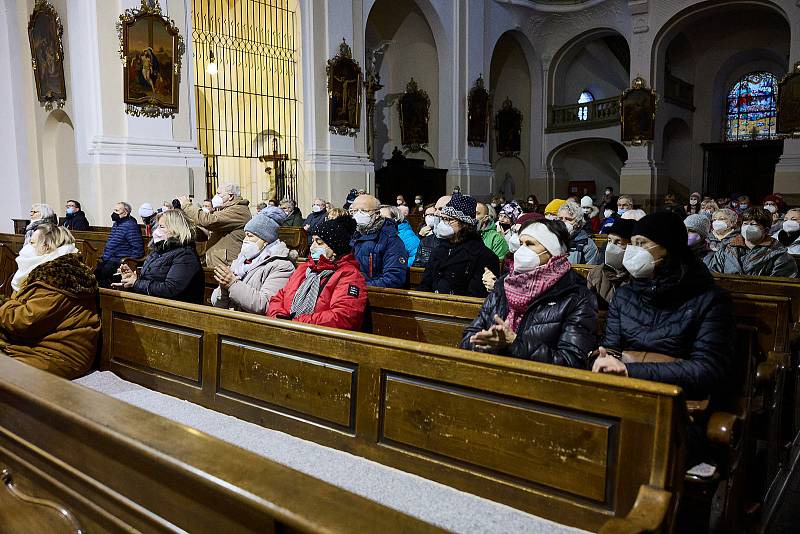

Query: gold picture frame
(620, 76), (657, 145)
(28, 0), (66, 111)
(399, 78), (431, 149)
(468, 75), (490, 147)
(495, 97), (522, 157)
(326, 39), (363, 137)
(117, 0), (185, 119)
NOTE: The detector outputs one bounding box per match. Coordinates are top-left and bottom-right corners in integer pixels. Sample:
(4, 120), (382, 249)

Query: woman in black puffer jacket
(460, 219), (597, 368)
(592, 211), (735, 401)
(115, 210), (204, 303)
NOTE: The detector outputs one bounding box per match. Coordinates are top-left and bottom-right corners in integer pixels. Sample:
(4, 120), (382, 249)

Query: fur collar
(25, 253), (97, 296)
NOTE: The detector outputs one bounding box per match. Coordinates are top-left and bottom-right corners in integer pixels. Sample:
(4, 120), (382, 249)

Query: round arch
(546, 137), (628, 197)
(41, 109), (78, 209)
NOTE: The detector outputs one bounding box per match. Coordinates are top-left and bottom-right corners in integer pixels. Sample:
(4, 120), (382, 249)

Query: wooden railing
(547, 96), (620, 133)
(665, 73), (695, 110)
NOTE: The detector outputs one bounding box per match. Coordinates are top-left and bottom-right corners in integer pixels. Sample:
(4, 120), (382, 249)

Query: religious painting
(399, 78), (431, 149)
(495, 98), (522, 157)
(27, 0), (66, 111)
(778, 63), (800, 137)
(620, 77), (657, 145)
(467, 75), (490, 147)
(726, 71), (778, 141)
(117, 0), (185, 118)
(326, 39), (363, 137)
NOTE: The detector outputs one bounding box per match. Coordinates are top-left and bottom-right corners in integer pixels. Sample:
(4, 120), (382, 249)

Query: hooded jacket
(706, 235), (798, 278)
(602, 258), (735, 399)
(63, 210), (90, 231)
(266, 254), (367, 330)
(351, 219), (409, 288)
(101, 215), (144, 262)
(211, 242), (295, 314)
(132, 238), (205, 303)
(184, 197), (252, 268)
(460, 270), (596, 368)
(0, 253), (99, 379)
(418, 233), (500, 298)
(707, 230), (736, 253)
(567, 228), (600, 265)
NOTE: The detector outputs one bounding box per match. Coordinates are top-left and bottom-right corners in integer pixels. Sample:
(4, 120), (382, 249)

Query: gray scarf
(290, 267), (334, 317)
(357, 216), (385, 236)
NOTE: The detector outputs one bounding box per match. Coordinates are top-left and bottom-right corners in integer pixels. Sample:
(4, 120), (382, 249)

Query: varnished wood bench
(0, 356), (438, 533)
(99, 289), (688, 533)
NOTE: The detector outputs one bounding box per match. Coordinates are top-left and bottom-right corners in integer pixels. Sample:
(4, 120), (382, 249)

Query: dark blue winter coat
(101, 216), (144, 262)
(351, 219), (408, 288)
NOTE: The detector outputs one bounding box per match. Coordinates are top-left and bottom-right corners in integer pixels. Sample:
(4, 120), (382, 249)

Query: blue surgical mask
(66, 208), (75, 215)
(310, 247), (325, 261)
(618, 208), (628, 216)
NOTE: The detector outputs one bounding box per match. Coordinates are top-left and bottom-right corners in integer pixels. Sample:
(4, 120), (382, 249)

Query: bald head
(435, 195), (451, 211)
(351, 194), (380, 211)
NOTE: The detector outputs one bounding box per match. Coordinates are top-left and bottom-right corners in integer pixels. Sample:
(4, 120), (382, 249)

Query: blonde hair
(155, 209), (195, 245)
(33, 224), (74, 254)
(327, 207), (347, 220)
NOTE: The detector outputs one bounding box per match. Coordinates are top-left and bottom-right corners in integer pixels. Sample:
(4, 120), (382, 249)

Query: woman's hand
(591, 346), (628, 376)
(419, 225), (432, 237)
(214, 265), (237, 290)
(469, 315), (516, 351)
(112, 264), (137, 289)
(482, 267), (497, 292)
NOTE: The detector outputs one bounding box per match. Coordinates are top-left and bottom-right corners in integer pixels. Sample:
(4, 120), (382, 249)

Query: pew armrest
(598, 485), (673, 534)
(706, 411), (741, 448)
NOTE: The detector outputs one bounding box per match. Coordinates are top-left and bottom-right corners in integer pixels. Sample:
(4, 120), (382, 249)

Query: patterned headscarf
(499, 201), (522, 223)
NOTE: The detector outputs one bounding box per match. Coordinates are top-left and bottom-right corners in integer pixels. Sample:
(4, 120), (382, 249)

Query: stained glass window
(725, 72), (778, 141)
(577, 90), (594, 121)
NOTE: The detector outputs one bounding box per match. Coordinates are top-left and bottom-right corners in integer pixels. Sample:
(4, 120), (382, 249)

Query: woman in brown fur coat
(1, 224), (100, 378)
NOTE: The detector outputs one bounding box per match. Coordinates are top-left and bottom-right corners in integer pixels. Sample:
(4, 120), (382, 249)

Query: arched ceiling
(493, 0), (608, 13)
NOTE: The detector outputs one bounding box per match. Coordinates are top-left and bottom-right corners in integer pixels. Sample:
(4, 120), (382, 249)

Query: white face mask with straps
(434, 220), (455, 238)
(622, 245), (658, 278)
(513, 245), (544, 273)
(604, 242), (625, 270)
(741, 224), (763, 243)
(784, 220), (800, 233)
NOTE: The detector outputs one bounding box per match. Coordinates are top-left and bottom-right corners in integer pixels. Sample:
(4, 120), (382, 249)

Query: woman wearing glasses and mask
(461, 219), (596, 367)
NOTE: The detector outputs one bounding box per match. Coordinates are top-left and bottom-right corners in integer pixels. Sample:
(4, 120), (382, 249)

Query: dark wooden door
(702, 140), (783, 200)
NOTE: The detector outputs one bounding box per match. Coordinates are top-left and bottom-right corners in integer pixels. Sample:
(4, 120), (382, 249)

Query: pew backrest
(100, 289), (687, 532)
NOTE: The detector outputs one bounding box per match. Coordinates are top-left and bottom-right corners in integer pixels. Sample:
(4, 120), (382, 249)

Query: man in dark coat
(303, 198), (328, 244)
(349, 194), (408, 288)
(62, 200), (90, 231)
(94, 202), (144, 287)
(280, 198), (304, 227)
(418, 194), (499, 297)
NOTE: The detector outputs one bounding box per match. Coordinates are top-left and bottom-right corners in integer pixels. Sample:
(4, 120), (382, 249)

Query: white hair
(557, 201), (585, 229)
(220, 183), (241, 196)
(621, 209), (646, 221)
(31, 203), (55, 219)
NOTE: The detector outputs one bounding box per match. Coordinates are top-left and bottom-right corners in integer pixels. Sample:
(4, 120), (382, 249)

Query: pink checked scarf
(503, 254), (571, 332)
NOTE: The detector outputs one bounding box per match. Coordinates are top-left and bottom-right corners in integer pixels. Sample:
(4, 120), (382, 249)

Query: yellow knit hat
(544, 198), (566, 215)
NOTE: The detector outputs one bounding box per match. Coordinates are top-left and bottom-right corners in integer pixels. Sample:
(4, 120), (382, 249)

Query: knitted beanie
(499, 201), (523, 222)
(545, 198), (566, 215)
(315, 216), (356, 256)
(244, 206), (285, 243)
(580, 196), (593, 208)
(684, 213), (710, 239)
(516, 212), (545, 226)
(632, 212), (690, 259)
(607, 218), (635, 240)
(441, 194), (478, 226)
(138, 203), (155, 218)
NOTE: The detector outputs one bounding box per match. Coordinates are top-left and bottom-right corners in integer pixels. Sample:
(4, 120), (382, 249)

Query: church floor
(75, 371), (587, 534)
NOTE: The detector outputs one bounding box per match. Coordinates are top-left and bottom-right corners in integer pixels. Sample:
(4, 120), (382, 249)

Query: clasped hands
(214, 264), (237, 290)
(591, 346), (628, 376)
(111, 264), (137, 289)
(469, 315), (516, 351)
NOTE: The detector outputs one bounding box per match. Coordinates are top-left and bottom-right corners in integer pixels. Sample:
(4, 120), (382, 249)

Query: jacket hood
(25, 253), (97, 297)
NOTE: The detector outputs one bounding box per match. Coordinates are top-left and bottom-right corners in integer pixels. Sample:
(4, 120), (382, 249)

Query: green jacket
(480, 227), (509, 259)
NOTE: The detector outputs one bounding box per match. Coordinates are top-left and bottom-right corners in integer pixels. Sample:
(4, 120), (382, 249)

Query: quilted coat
(706, 235), (797, 278)
(131, 239), (205, 304)
(419, 233), (500, 298)
(101, 215), (144, 262)
(351, 219), (408, 288)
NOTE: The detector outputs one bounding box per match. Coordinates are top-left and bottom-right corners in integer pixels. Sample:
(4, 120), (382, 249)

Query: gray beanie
(684, 213), (710, 239)
(244, 206), (285, 243)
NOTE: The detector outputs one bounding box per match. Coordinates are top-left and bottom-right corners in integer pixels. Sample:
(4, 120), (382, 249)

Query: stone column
(773, 6), (800, 203)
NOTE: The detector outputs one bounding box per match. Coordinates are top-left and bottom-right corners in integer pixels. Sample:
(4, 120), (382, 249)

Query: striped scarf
(503, 254), (571, 332)
(290, 267), (334, 317)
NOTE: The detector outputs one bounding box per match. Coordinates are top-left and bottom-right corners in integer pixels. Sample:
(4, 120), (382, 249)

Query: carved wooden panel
(379, 373), (615, 503)
(111, 314), (203, 383)
(218, 338), (357, 430)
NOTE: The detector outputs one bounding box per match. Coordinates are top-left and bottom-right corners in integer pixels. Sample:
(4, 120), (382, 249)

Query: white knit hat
(520, 222), (567, 257)
(580, 196), (593, 208)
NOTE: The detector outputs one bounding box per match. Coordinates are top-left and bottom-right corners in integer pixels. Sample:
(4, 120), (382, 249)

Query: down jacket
(460, 270), (597, 368)
(211, 244), (295, 314)
(397, 220), (420, 267)
(266, 254), (368, 330)
(184, 197), (252, 268)
(303, 209), (328, 243)
(706, 235), (797, 278)
(351, 219), (408, 288)
(419, 233), (500, 298)
(101, 215), (144, 262)
(567, 228), (600, 265)
(0, 253), (100, 379)
(602, 258), (734, 399)
(131, 239), (205, 304)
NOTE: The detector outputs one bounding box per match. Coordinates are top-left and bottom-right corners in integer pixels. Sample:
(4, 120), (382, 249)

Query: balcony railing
(546, 96), (620, 133)
(664, 74), (694, 110)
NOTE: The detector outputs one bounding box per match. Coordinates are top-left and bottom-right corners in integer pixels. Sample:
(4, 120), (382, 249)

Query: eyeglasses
(439, 215), (457, 224)
(348, 208), (376, 216)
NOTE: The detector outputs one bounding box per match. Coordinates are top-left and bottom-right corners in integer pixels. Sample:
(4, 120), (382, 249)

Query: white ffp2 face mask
(240, 241), (262, 260)
(424, 215), (439, 229)
(604, 209), (613, 218)
(622, 245), (657, 278)
(434, 220), (455, 238)
(783, 220), (800, 233)
(212, 195), (224, 208)
(765, 204), (777, 214)
(741, 224), (763, 243)
(353, 212), (373, 227)
(507, 233), (521, 253)
(513, 246), (542, 273)
(712, 220), (728, 233)
(605, 242), (625, 270)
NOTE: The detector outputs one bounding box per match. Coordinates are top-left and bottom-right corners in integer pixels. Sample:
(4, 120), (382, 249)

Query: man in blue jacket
(94, 202), (145, 287)
(349, 194), (408, 288)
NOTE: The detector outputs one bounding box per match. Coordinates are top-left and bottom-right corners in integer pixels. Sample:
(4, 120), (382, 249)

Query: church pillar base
(620, 146), (667, 211)
(449, 160), (494, 201)
(300, 151), (373, 208)
(774, 139), (800, 205)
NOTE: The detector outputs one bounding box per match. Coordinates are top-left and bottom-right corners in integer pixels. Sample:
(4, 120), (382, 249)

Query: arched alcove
(547, 138), (627, 197)
(366, 0), (439, 168)
(661, 118), (693, 191)
(41, 109), (78, 209)
(490, 32), (532, 200)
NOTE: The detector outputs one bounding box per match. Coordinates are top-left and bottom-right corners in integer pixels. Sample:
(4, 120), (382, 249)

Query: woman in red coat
(267, 216), (367, 330)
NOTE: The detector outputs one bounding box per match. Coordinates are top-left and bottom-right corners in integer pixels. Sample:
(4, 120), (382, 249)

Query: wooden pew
(0, 356), (439, 533)
(99, 289), (688, 533)
(278, 226), (309, 258)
